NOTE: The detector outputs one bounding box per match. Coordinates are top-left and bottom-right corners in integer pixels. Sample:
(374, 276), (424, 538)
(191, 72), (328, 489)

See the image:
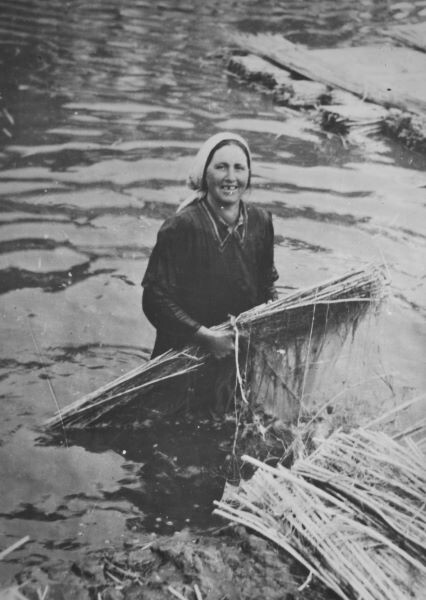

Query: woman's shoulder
(158, 202), (202, 237)
(246, 202), (272, 224)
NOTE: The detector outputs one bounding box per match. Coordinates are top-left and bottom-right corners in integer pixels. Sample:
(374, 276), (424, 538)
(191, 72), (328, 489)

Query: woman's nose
(225, 166), (236, 179)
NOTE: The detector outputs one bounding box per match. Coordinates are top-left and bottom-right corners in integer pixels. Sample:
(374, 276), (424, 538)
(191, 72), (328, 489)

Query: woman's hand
(194, 326), (235, 359)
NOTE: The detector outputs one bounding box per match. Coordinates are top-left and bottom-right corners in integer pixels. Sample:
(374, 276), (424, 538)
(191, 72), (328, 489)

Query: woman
(142, 132), (278, 360)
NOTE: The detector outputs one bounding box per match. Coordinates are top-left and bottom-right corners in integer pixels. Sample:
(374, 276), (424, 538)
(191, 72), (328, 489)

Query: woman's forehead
(210, 143), (249, 165)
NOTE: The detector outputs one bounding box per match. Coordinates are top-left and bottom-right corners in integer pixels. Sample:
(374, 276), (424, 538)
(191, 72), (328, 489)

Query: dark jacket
(142, 198), (278, 356)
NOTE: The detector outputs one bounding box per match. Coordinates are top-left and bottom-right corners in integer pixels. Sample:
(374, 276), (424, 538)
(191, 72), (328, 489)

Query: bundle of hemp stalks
(214, 426), (426, 600)
(45, 264), (387, 431)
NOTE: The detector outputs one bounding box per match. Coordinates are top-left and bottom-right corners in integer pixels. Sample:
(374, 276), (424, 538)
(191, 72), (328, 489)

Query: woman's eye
(213, 163), (246, 171)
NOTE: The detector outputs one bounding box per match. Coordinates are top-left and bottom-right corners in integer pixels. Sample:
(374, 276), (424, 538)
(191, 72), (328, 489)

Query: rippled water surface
(1, 0), (425, 579)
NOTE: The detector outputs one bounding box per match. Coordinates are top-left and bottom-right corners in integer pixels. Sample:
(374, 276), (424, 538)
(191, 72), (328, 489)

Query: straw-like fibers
(214, 426), (426, 600)
(45, 264), (387, 431)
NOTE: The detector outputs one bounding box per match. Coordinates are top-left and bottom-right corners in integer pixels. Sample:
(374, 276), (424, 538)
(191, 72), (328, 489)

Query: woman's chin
(214, 193), (243, 207)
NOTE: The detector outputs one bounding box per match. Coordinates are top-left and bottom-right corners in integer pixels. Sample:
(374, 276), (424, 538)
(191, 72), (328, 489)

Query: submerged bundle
(214, 427), (426, 600)
(45, 264), (387, 431)
(321, 101), (389, 136)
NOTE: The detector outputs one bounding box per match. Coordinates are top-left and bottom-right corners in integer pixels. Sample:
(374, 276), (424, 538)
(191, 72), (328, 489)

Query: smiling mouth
(221, 185), (238, 195)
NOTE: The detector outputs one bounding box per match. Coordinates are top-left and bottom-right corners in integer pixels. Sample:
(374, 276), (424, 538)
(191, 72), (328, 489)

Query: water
(0, 0), (425, 580)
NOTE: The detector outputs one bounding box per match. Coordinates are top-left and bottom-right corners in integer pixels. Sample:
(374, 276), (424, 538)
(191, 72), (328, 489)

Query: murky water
(1, 0), (425, 581)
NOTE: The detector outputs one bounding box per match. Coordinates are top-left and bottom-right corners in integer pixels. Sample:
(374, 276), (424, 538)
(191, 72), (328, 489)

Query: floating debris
(0, 536), (30, 561)
(383, 109), (426, 154)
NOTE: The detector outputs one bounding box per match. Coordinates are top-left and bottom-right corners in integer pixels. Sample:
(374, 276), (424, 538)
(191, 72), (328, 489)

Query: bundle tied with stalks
(214, 423), (426, 600)
(45, 264), (388, 432)
(293, 428), (426, 562)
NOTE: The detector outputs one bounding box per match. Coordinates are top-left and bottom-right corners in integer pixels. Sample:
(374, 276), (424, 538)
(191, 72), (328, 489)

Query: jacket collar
(201, 198), (247, 249)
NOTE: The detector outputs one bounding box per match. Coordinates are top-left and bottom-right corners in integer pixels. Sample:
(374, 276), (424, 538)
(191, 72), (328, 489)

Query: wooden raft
(228, 33), (426, 153)
(233, 33), (426, 114)
(386, 22), (426, 53)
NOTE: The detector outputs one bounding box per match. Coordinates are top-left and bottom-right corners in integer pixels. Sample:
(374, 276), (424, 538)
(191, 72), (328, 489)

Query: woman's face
(205, 144), (250, 208)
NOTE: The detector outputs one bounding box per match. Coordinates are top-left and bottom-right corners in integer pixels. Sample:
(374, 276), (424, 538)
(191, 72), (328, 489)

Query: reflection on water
(63, 416), (234, 533)
(1, 0), (425, 580)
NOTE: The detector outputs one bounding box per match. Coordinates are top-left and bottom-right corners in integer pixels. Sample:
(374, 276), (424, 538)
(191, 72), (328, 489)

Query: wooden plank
(314, 46), (426, 112)
(234, 33), (426, 115)
(386, 22), (426, 53)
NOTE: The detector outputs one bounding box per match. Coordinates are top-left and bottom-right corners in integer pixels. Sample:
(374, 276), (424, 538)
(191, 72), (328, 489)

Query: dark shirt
(142, 198), (278, 356)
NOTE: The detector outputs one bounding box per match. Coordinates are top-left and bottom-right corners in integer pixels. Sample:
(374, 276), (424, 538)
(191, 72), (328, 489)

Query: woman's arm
(142, 283), (200, 338)
(262, 212), (279, 302)
(142, 218), (234, 357)
(142, 218), (200, 339)
(143, 285), (235, 358)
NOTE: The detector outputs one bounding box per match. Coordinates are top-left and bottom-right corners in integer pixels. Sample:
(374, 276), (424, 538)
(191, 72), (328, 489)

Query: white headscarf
(177, 131), (251, 212)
